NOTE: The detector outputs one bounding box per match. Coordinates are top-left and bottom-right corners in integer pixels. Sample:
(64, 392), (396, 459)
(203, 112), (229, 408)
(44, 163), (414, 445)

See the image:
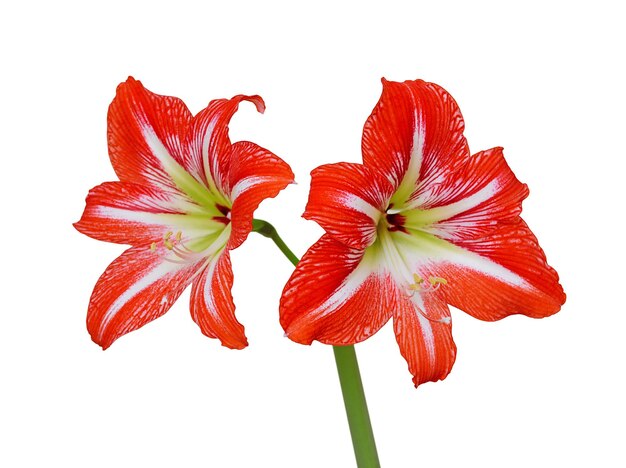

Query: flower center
(373, 208), (450, 324)
(148, 201), (234, 267)
(384, 204), (408, 233)
(213, 203), (231, 225)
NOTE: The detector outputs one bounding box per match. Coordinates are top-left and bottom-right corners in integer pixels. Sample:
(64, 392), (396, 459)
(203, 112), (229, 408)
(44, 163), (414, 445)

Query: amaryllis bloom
(280, 79), (565, 386)
(75, 78), (293, 349)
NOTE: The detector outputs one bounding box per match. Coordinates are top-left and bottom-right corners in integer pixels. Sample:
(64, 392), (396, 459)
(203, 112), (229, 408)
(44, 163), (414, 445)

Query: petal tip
(235, 94), (266, 114)
(223, 338), (248, 350)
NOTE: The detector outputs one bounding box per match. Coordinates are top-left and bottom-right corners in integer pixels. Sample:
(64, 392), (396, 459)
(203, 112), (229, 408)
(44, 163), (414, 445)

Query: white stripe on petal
(395, 229), (527, 287)
(340, 193), (383, 223)
(390, 112), (425, 202)
(199, 259), (219, 317)
(412, 294), (435, 364)
(230, 176), (273, 200)
(98, 260), (186, 338)
(201, 119), (218, 186)
(306, 249), (380, 321)
(404, 180), (500, 227)
(141, 123), (216, 206)
(142, 125), (184, 180)
(95, 206), (226, 236)
(96, 206), (171, 225)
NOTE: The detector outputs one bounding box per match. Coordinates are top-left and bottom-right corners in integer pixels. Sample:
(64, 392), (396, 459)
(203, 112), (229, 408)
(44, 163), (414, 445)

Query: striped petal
(393, 293), (456, 387)
(443, 220), (565, 320)
(186, 95), (266, 199)
(280, 235), (394, 345)
(108, 79), (186, 186)
(227, 141), (295, 249)
(87, 244), (203, 349)
(74, 181), (224, 246)
(189, 250), (247, 349)
(393, 145), (565, 320)
(362, 79), (469, 205)
(390, 225), (565, 321)
(304, 163), (394, 249)
(402, 147), (529, 240)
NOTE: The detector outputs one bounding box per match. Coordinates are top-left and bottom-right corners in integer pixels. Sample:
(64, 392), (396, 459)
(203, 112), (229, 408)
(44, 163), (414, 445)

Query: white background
(1, 1), (624, 467)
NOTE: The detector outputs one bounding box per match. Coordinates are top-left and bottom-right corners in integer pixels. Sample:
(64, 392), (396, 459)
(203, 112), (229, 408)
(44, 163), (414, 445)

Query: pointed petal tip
(116, 76), (141, 94)
(221, 338), (249, 350)
(90, 332), (111, 351)
(280, 319), (314, 345)
(283, 329), (313, 346)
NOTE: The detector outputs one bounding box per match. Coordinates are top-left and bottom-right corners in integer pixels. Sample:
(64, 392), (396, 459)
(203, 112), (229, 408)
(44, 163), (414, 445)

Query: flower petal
(87, 245), (201, 349)
(186, 95), (266, 198)
(74, 181), (224, 246)
(403, 147), (529, 240)
(227, 141), (294, 249)
(392, 224), (565, 321)
(108, 78), (198, 192)
(304, 163), (394, 249)
(280, 235), (393, 345)
(361, 79), (469, 206)
(393, 294), (456, 387)
(189, 250), (247, 349)
(442, 220), (565, 320)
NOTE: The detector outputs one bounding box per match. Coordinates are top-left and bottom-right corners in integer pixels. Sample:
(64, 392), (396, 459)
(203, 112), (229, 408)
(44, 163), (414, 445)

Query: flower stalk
(253, 219), (380, 467)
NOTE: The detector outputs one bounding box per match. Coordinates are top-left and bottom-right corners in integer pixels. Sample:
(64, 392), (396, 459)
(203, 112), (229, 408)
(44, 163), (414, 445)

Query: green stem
(253, 219), (380, 467)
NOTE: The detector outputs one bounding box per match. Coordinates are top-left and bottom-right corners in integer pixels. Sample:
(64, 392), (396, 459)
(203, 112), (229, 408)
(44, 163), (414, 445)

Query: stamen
(150, 242), (157, 252)
(429, 276), (447, 286)
(406, 274), (448, 296)
(414, 304), (452, 325)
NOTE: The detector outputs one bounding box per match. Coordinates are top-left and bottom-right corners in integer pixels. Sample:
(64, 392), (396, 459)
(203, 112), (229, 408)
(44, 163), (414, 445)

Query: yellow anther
(413, 273), (424, 284)
(408, 283), (421, 291)
(429, 276), (448, 286)
(150, 242), (157, 252)
(164, 231), (173, 241)
(164, 239), (174, 250)
(175, 231), (182, 242)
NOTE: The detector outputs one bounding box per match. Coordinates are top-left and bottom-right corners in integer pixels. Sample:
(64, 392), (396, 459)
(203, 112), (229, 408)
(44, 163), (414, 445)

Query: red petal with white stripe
(280, 235), (394, 345)
(189, 250), (247, 349)
(87, 245), (202, 349)
(395, 144), (565, 320)
(304, 163), (394, 249)
(107, 77), (193, 191)
(228, 141), (295, 249)
(442, 220), (565, 320)
(361, 79), (469, 205)
(409, 147), (529, 240)
(74, 181), (197, 245)
(186, 95), (265, 194)
(393, 294), (456, 387)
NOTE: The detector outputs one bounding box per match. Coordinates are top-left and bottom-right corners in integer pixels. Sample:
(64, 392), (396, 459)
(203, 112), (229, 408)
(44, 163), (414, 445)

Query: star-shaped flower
(280, 79), (565, 386)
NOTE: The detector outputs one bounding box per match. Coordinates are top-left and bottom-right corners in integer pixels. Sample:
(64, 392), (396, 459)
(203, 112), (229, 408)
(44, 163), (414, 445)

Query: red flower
(280, 79), (565, 387)
(75, 78), (293, 349)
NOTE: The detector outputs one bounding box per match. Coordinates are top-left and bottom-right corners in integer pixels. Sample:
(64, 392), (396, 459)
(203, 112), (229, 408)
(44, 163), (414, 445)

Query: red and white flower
(280, 79), (565, 387)
(75, 77), (293, 349)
